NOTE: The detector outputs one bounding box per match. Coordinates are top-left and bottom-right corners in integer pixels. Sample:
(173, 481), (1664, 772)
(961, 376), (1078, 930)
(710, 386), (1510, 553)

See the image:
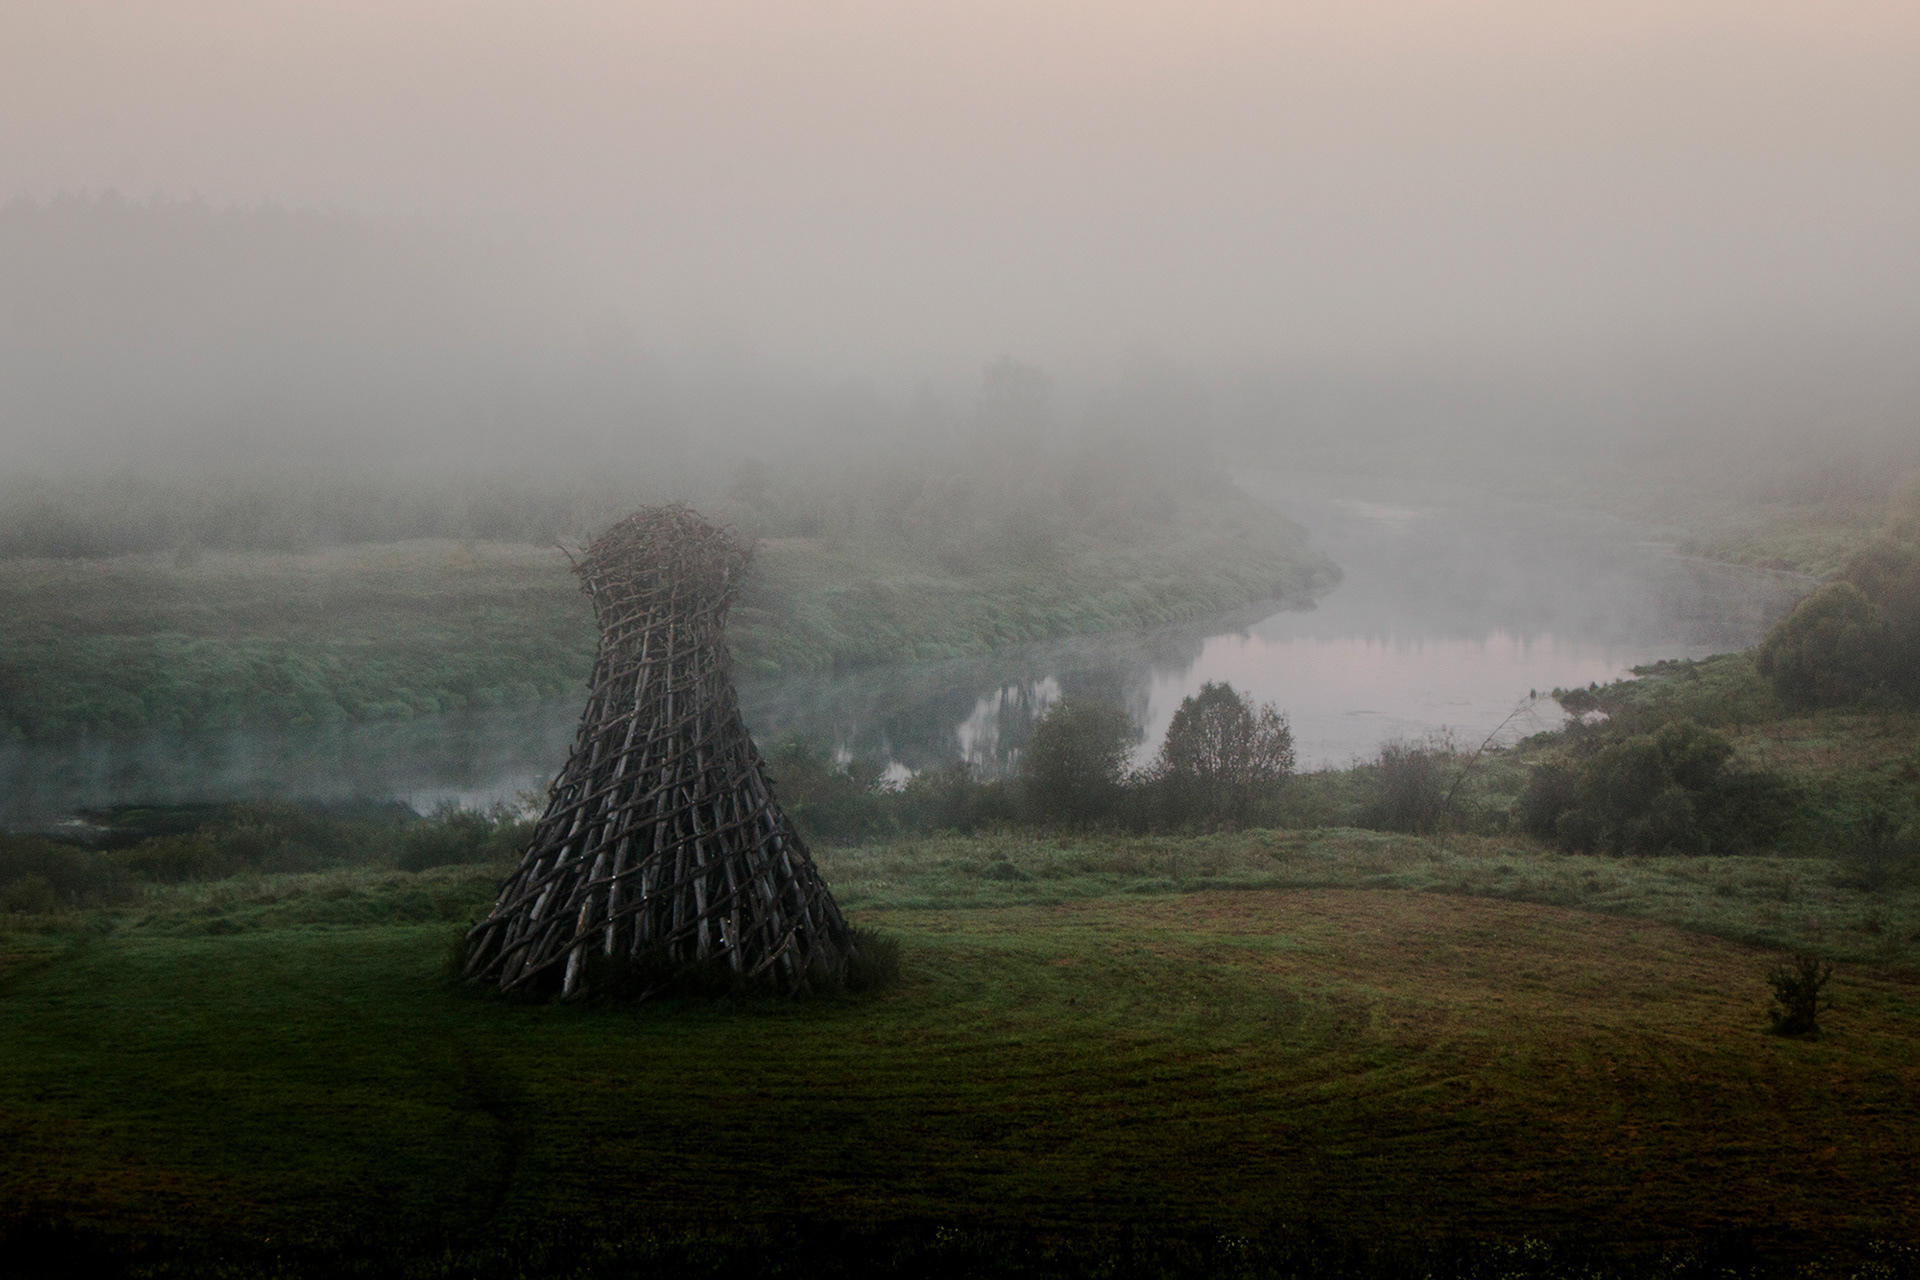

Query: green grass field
(0, 541), (597, 740)
(5, 829), (1917, 1270)
(0, 486), (1335, 741)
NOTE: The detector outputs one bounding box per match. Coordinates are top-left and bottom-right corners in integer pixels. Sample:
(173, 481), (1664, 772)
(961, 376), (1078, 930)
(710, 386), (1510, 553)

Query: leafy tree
(1756, 581), (1895, 708)
(1152, 681), (1294, 823)
(1757, 495), (1920, 708)
(1020, 696), (1137, 825)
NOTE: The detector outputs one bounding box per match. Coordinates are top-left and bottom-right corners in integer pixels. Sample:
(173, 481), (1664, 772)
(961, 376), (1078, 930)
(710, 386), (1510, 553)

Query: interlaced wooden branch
(463, 504), (854, 999)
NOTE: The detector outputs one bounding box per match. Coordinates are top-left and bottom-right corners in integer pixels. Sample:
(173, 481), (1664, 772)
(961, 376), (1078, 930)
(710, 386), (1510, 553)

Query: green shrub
(1755, 502), (1920, 708)
(1766, 951), (1833, 1038)
(767, 737), (896, 843)
(1522, 721), (1793, 857)
(1, 873), (56, 914)
(106, 833), (239, 882)
(1514, 761), (1579, 838)
(1365, 737), (1453, 834)
(893, 762), (1016, 834)
(1692, 768), (1806, 855)
(1020, 697), (1137, 826)
(0, 834), (124, 910)
(1835, 808), (1919, 892)
(1757, 582), (1896, 708)
(397, 803), (529, 871)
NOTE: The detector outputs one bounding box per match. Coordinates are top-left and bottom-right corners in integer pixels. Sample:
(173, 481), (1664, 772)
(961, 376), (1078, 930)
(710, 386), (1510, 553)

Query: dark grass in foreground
(8, 1217), (1915, 1280)
(4, 833), (1919, 1267)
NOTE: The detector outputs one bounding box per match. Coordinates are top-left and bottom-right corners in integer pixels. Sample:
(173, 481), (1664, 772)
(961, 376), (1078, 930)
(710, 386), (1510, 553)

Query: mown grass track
(3, 862), (1916, 1256)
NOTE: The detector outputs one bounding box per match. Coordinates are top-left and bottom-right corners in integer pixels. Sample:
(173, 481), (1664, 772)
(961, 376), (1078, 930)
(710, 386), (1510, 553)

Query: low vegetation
(1766, 951), (1835, 1039)
(0, 462), (1336, 742)
(0, 541), (599, 740)
(764, 655), (1916, 894)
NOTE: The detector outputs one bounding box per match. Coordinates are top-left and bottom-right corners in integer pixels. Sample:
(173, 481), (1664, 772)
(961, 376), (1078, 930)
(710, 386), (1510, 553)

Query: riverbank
(0, 483), (1336, 741)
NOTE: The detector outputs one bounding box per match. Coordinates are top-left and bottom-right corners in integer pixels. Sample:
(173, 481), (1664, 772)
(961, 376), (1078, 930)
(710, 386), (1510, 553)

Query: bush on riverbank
(1514, 720), (1800, 857)
(1755, 483), (1920, 709)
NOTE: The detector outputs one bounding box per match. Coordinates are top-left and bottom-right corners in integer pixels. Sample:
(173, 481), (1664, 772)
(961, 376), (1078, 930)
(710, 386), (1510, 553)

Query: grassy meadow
(0, 485), (1333, 741)
(4, 823), (1919, 1273)
(0, 541), (596, 740)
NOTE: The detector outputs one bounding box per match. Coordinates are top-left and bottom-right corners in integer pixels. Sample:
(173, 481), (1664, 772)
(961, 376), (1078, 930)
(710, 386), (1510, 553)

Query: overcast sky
(4, 1), (1917, 387)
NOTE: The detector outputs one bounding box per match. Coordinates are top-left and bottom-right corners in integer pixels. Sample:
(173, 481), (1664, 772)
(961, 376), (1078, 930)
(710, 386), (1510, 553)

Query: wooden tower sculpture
(463, 504), (854, 999)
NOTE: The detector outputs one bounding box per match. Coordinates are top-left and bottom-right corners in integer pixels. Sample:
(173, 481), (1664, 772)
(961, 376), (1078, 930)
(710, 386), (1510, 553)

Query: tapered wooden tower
(463, 504), (854, 999)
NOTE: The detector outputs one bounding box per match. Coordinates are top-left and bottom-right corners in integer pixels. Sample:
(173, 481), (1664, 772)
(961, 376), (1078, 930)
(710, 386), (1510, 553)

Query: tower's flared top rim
(577, 503), (750, 607)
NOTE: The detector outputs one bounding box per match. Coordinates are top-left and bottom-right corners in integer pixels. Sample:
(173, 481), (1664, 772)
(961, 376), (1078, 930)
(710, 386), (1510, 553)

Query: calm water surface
(1, 472), (1812, 825)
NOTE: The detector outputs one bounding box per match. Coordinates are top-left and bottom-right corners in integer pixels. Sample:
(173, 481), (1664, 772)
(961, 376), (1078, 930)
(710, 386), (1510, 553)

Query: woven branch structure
(463, 504), (854, 999)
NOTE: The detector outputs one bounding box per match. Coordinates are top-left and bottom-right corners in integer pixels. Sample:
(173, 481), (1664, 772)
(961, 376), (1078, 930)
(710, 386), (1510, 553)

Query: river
(0, 471), (1813, 826)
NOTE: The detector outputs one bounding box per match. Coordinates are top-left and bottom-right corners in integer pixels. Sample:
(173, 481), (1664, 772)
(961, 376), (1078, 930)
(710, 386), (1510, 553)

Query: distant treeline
(782, 654), (1914, 875)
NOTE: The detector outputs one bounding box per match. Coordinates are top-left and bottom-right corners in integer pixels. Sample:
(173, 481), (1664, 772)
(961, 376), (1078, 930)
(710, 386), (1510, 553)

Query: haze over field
(2, 1), (1917, 481)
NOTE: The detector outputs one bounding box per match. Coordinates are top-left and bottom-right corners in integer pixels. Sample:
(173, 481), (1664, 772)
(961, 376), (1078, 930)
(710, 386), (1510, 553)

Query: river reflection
(1, 471), (1815, 825)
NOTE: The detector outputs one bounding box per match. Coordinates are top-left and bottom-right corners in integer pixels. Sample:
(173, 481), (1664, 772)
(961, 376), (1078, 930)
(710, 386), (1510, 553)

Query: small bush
(1755, 511), (1920, 709)
(0, 834), (123, 910)
(1835, 808), (1919, 892)
(397, 803), (530, 871)
(1367, 736), (1453, 834)
(1, 873), (57, 914)
(1514, 760), (1579, 838)
(1021, 697), (1137, 826)
(768, 737), (896, 843)
(1756, 581), (1896, 708)
(894, 762), (1017, 834)
(1766, 951), (1834, 1038)
(1693, 769), (1804, 854)
(1531, 720), (1790, 857)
